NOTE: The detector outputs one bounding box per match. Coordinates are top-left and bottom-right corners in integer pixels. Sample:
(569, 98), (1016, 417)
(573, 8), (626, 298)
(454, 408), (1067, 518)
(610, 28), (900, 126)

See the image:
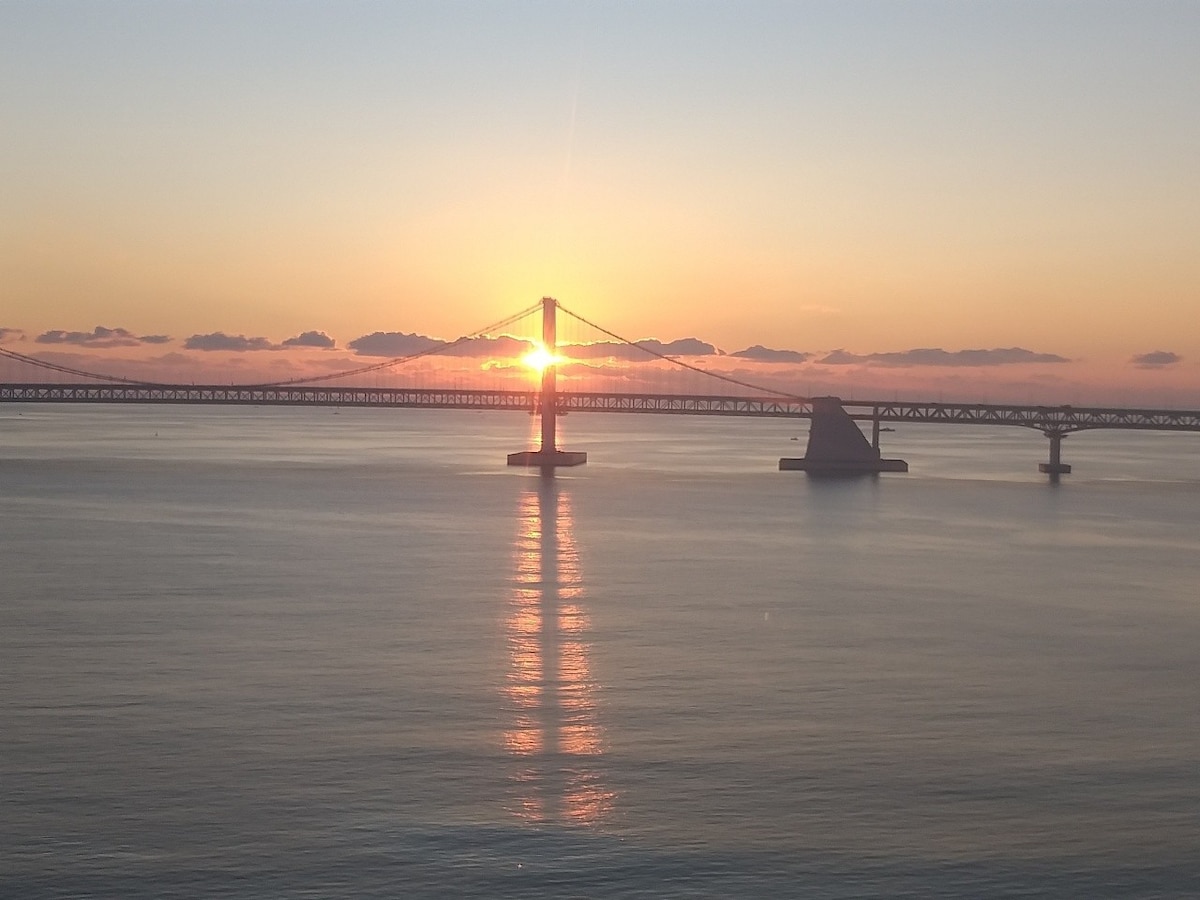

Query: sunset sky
(2, 1), (1197, 404)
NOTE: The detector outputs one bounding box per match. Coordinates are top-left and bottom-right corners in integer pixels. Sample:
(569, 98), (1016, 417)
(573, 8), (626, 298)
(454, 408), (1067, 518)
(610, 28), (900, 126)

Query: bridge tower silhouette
(506, 297), (587, 468)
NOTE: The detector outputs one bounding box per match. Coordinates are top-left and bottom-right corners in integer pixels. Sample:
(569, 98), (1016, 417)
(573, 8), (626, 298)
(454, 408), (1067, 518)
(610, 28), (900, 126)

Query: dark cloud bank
(282, 331), (336, 349)
(731, 345), (812, 363)
(185, 331), (336, 351)
(344, 333), (721, 360)
(817, 347), (1070, 367)
(1131, 351), (1181, 368)
(345, 332), (524, 358)
(185, 333), (277, 352)
(567, 338), (719, 361)
(37, 326), (170, 348)
(23, 322), (1077, 374)
(341, 332), (1068, 369)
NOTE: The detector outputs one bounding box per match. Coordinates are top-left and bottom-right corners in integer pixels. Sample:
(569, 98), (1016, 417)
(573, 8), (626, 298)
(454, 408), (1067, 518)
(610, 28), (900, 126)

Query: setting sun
(521, 345), (563, 373)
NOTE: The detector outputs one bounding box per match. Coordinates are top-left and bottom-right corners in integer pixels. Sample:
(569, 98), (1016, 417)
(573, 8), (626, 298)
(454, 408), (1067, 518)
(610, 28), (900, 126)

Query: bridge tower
(507, 297), (588, 468)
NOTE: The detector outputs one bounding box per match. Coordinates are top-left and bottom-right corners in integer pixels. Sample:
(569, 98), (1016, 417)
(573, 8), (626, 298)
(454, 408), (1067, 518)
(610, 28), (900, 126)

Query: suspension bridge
(3, 298), (1199, 477)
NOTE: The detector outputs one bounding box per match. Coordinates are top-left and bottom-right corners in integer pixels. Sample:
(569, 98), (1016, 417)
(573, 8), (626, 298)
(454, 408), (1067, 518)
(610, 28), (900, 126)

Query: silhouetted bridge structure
(3, 298), (1199, 477)
(4, 381), (1200, 431)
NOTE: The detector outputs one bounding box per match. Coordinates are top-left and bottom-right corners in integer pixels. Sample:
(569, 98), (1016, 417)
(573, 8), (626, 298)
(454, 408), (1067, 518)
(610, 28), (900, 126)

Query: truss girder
(0, 384), (539, 410)
(559, 392), (810, 417)
(2, 385), (1200, 433)
(852, 401), (1200, 432)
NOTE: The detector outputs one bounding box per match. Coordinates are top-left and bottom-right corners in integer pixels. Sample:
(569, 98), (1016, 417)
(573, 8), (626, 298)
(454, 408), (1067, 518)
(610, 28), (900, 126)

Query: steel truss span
(853, 400), (1200, 433)
(3, 384), (1200, 433)
(0, 384), (539, 411)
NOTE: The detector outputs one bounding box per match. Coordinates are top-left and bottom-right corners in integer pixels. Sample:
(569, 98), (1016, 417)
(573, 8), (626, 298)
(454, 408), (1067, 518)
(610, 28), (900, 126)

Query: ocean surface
(3, 404), (1199, 899)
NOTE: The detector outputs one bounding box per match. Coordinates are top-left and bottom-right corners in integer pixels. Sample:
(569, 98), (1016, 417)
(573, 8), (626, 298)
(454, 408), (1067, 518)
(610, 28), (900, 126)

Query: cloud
(184, 332), (278, 352)
(0, 327), (24, 343)
(347, 332), (537, 359)
(35, 326), (171, 348)
(1131, 350), (1181, 368)
(457, 335), (534, 358)
(440, 335), (532, 358)
(345, 331), (723, 362)
(816, 347), (1071, 367)
(560, 341), (639, 361)
(347, 331), (446, 357)
(282, 330), (336, 349)
(566, 337), (721, 362)
(730, 344), (811, 363)
(641, 337), (720, 356)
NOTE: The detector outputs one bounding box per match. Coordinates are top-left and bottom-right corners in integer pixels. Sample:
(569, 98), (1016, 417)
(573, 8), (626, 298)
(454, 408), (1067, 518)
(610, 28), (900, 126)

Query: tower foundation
(507, 449), (588, 467)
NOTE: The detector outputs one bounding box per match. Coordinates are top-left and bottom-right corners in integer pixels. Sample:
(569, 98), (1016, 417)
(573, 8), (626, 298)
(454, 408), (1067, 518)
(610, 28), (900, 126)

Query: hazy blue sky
(2, 1), (1197, 400)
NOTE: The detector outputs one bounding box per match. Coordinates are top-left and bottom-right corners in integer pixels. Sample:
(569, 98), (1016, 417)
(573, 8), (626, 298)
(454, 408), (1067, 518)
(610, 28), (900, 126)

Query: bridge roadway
(3, 382), (1200, 434)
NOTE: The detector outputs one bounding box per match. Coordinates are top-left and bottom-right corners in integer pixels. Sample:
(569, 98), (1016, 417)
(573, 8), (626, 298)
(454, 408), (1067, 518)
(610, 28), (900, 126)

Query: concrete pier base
(780, 456), (908, 474)
(781, 397), (907, 476)
(507, 449), (587, 467)
(1038, 462), (1071, 474)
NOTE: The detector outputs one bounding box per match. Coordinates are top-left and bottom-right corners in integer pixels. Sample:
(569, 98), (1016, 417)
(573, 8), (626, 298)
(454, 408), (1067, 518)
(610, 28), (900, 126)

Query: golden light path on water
(503, 474), (613, 826)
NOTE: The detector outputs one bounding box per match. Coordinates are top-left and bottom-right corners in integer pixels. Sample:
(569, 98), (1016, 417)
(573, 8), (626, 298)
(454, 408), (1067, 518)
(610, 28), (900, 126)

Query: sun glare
(521, 345), (562, 372)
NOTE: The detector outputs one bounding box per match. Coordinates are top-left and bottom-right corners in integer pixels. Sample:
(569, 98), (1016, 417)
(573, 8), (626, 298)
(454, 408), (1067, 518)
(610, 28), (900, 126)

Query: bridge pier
(508, 297), (587, 468)
(780, 397), (907, 475)
(1038, 430), (1071, 477)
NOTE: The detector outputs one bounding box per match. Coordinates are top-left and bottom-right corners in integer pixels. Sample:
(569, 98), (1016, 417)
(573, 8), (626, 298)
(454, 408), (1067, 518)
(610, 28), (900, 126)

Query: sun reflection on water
(503, 474), (613, 826)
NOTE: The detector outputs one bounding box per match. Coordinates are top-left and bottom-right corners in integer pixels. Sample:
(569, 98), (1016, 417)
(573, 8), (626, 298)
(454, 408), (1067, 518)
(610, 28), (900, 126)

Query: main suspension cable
(0, 346), (170, 387)
(249, 301), (543, 387)
(556, 302), (808, 401)
(0, 301), (544, 388)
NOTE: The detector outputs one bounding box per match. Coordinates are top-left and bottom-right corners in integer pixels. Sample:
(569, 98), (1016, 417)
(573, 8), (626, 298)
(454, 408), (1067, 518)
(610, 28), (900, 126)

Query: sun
(521, 344), (563, 372)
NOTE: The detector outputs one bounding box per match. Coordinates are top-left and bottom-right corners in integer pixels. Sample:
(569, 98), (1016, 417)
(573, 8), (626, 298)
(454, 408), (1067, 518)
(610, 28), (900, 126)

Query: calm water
(3, 405), (1199, 898)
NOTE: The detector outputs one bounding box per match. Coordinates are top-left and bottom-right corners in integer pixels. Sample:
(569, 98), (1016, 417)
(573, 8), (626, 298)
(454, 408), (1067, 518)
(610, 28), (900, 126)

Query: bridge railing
(4, 383), (1200, 433)
(845, 400), (1200, 433)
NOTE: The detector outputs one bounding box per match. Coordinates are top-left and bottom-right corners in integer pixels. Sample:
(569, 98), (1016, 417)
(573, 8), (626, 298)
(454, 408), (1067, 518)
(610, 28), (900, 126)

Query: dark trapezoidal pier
(780, 397), (908, 475)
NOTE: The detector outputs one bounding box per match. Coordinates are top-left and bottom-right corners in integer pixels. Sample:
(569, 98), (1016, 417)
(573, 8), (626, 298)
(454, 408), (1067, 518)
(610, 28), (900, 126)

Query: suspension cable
(556, 302), (808, 401)
(0, 301), (544, 388)
(5, 300), (808, 399)
(0, 346), (170, 387)
(248, 301), (543, 387)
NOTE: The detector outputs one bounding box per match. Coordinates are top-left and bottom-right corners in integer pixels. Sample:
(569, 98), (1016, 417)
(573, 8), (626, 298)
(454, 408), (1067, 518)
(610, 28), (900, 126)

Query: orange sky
(1, 2), (1197, 405)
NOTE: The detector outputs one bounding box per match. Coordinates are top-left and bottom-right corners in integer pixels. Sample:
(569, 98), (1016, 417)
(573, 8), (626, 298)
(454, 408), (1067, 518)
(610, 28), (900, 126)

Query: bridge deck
(2, 384), (1200, 433)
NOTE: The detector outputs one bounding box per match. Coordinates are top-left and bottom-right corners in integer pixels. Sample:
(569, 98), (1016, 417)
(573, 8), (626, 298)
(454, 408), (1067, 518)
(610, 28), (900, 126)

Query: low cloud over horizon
(345, 332), (529, 359)
(1131, 351), (1181, 368)
(185, 333), (278, 352)
(7, 320), (1083, 377)
(36, 326), (170, 348)
(567, 338), (720, 361)
(281, 331), (336, 349)
(185, 330), (338, 352)
(817, 347), (1072, 368)
(731, 345), (812, 364)
(344, 332), (724, 361)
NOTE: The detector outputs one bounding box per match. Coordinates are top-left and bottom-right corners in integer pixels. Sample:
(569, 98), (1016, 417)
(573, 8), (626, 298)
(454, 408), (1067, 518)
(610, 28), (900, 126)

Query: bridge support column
(780, 397), (907, 475)
(1038, 430), (1071, 477)
(508, 297), (587, 468)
